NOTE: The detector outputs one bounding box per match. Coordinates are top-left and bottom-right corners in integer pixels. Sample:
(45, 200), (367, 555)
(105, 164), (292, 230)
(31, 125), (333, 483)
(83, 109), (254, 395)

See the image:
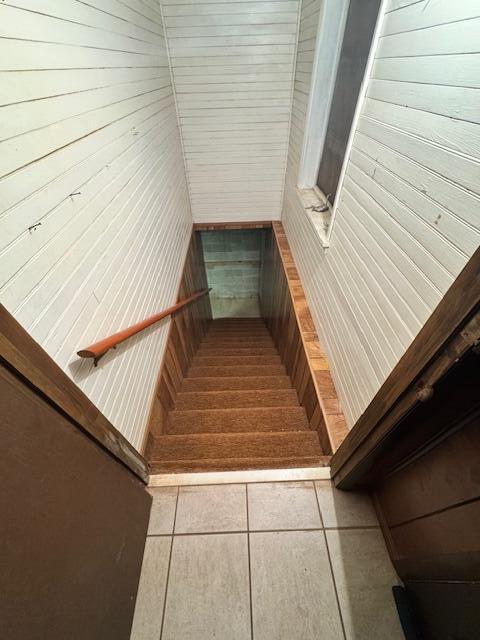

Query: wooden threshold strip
(0, 304), (149, 482)
(331, 246), (480, 489)
(149, 465), (331, 487)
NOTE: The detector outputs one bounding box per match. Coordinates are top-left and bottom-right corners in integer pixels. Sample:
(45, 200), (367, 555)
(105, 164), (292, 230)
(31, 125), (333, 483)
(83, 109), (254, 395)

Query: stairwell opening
(199, 228), (268, 319)
(144, 223), (346, 474)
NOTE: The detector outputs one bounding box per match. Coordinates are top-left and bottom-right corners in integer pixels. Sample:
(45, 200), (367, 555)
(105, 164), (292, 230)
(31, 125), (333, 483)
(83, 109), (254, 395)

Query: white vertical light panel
(282, 0), (480, 428)
(0, 0), (193, 450)
(162, 0), (300, 222)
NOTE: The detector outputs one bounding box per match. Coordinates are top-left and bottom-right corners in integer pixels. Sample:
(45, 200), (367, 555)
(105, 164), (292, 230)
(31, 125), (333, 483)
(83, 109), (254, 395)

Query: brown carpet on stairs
(150, 318), (328, 474)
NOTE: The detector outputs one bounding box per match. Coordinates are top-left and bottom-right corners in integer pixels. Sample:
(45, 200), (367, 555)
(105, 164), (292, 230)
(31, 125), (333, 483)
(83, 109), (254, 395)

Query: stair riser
(175, 389), (299, 410)
(196, 348), (278, 357)
(182, 376), (292, 392)
(194, 355), (282, 366)
(201, 337), (275, 345)
(150, 457), (330, 474)
(206, 332), (272, 339)
(189, 365), (286, 378)
(208, 325), (269, 331)
(168, 407), (308, 433)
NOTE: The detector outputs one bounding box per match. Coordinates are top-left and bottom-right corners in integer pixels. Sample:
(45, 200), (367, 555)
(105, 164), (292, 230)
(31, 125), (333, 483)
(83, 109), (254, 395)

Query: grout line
(147, 523), (379, 538)
(158, 485), (179, 640)
(150, 528), (321, 537)
(313, 484), (348, 640)
(246, 484), (255, 640)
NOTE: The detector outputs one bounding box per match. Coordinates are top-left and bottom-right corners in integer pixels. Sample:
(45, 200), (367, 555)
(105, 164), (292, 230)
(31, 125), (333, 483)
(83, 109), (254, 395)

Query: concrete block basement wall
(282, 0), (480, 429)
(0, 1), (192, 449)
(201, 229), (264, 318)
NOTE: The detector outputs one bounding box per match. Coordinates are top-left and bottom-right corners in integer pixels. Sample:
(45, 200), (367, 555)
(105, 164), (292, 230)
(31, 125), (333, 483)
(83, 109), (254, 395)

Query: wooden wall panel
(144, 231), (211, 457)
(260, 222), (348, 454)
(0, 362), (151, 640)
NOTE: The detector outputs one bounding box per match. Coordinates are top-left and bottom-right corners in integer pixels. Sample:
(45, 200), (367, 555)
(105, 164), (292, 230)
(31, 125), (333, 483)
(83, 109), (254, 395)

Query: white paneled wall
(282, 0), (480, 428)
(162, 0), (300, 222)
(287, 0), (322, 186)
(0, 0), (192, 449)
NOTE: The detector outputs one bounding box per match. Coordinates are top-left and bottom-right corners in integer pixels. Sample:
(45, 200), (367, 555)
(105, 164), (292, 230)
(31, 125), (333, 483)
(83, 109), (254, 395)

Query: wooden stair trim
(144, 230), (212, 447)
(193, 354), (282, 366)
(181, 375), (292, 391)
(196, 347), (279, 356)
(270, 222), (349, 453)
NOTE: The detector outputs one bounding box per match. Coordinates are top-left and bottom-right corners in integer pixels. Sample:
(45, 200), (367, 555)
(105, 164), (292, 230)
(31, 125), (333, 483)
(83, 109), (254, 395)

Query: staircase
(150, 318), (327, 473)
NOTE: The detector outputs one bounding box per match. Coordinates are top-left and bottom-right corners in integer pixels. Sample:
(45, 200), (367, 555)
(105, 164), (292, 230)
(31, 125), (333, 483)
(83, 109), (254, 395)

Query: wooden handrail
(77, 288), (210, 365)
(0, 304), (149, 481)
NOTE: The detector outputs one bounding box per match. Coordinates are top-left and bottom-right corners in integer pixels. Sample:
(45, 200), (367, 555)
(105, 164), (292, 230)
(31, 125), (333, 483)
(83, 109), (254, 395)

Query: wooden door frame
(331, 247), (480, 489)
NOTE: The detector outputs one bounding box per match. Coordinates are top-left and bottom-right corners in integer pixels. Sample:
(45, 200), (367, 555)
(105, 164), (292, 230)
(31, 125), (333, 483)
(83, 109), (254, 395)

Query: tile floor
(130, 480), (404, 640)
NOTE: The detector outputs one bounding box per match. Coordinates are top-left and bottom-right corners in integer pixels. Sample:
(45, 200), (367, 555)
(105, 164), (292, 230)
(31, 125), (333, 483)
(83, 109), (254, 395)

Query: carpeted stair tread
(168, 406), (309, 433)
(182, 376), (292, 392)
(196, 347), (278, 357)
(189, 364), (287, 378)
(152, 430), (322, 461)
(174, 388), (299, 411)
(194, 354), (282, 367)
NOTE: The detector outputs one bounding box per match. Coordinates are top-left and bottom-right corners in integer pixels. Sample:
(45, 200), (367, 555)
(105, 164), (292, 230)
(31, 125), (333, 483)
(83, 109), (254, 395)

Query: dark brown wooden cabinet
(0, 360), (151, 639)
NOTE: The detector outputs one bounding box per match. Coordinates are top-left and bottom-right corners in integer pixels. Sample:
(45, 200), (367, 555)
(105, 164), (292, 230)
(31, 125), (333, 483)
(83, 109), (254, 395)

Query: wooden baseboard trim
(193, 221), (273, 231)
(266, 222), (349, 454)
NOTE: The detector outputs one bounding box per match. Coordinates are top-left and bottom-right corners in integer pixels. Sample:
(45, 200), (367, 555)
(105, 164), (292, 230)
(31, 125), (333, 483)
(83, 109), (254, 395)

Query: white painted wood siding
(282, 0), (480, 428)
(162, 0), (300, 222)
(0, 0), (192, 449)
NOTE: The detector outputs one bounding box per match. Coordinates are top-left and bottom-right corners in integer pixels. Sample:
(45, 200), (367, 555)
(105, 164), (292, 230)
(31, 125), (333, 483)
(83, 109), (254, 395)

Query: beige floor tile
(326, 529), (403, 640)
(315, 481), (378, 528)
(248, 481), (321, 530)
(175, 484), (247, 533)
(250, 531), (344, 640)
(162, 533), (251, 640)
(130, 536), (171, 640)
(147, 487), (178, 535)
